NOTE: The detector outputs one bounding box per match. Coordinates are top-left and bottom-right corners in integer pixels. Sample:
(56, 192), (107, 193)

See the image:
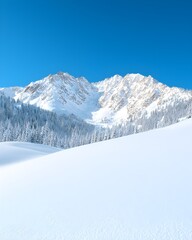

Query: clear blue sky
(0, 0), (192, 89)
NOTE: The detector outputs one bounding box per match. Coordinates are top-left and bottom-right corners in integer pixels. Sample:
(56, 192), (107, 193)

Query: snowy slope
(0, 142), (60, 165)
(1, 72), (192, 126)
(0, 119), (192, 239)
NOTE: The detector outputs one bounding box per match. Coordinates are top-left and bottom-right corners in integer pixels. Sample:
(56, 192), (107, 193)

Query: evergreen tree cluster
(0, 95), (95, 148)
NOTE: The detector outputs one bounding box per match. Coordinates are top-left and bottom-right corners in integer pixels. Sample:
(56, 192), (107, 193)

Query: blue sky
(0, 0), (192, 89)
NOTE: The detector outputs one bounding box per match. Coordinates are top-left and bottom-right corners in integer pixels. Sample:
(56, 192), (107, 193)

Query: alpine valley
(0, 72), (192, 148)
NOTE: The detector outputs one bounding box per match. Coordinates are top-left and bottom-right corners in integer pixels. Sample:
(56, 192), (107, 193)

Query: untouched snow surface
(0, 119), (192, 239)
(0, 142), (60, 165)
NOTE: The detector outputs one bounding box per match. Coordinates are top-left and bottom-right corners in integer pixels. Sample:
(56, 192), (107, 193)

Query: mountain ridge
(1, 72), (192, 127)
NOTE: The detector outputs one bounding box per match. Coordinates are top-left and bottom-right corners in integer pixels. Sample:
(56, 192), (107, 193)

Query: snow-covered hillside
(0, 142), (60, 165)
(0, 119), (192, 239)
(1, 72), (192, 126)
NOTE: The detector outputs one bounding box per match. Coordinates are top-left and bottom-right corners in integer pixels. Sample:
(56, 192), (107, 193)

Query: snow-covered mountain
(1, 72), (192, 126)
(1, 119), (192, 239)
(0, 73), (99, 119)
(94, 74), (192, 125)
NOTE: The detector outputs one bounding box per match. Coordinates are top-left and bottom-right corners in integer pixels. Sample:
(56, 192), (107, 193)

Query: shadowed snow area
(0, 142), (60, 165)
(0, 119), (192, 239)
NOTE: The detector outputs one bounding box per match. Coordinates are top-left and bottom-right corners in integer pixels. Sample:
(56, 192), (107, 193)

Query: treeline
(0, 94), (192, 149)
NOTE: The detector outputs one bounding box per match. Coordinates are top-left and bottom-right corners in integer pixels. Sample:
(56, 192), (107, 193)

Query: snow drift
(0, 119), (192, 239)
(0, 142), (60, 165)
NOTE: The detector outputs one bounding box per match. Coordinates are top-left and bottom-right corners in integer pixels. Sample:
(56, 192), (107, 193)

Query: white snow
(0, 142), (60, 165)
(0, 119), (192, 239)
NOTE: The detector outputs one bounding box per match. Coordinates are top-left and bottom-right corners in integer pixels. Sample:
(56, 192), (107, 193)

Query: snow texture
(0, 119), (192, 239)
